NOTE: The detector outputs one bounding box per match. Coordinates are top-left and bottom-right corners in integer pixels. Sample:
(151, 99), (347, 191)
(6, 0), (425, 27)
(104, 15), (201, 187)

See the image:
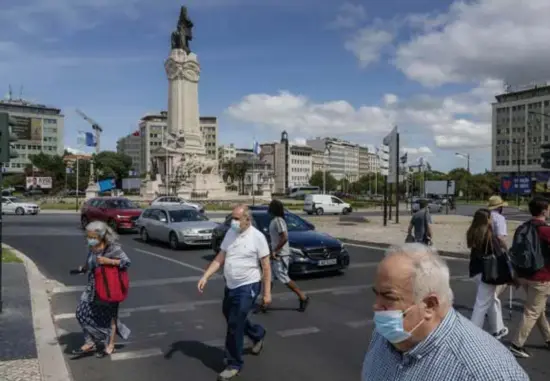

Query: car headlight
(116, 215), (130, 219)
(340, 243), (346, 252)
(180, 229), (194, 235)
(290, 247), (306, 257)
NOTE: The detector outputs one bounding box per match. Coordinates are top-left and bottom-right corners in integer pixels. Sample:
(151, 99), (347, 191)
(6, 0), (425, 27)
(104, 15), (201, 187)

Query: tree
(309, 170), (337, 192)
(94, 151), (133, 181)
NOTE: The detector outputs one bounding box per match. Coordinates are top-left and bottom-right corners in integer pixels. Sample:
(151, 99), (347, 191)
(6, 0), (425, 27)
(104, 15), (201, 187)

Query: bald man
(198, 204), (271, 381)
(362, 243), (528, 381)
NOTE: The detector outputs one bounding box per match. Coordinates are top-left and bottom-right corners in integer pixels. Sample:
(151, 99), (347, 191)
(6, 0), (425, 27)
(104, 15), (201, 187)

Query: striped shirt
(362, 308), (528, 381)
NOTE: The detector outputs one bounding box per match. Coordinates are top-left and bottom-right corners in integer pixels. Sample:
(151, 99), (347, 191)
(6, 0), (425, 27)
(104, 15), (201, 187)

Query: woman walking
(71, 221), (131, 359)
(267, 199), (309, 312)
(466, 209), (508, 339)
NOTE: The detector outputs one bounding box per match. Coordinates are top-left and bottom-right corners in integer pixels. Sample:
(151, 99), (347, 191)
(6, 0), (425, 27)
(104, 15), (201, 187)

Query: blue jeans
(223, 282), (265, 370)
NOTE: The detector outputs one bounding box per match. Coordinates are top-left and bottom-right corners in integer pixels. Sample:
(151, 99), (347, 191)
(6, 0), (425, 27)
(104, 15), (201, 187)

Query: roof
(145, 204), (197, 211)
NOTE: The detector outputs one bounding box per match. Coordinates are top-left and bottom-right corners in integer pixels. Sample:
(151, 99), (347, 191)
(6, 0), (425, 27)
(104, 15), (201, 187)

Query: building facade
(492, 84), (550, 175)
(358, 145), (380, 175)
(0, 99), (65, 174)
(116, 134), (142, 174)
(306, 137), (359, 182)
(138, 112), (219, 175)
(311, 150), (324, 174)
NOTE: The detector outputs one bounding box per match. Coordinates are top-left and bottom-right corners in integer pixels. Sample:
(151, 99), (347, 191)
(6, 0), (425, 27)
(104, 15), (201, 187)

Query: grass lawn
(2, 248), (22, 263)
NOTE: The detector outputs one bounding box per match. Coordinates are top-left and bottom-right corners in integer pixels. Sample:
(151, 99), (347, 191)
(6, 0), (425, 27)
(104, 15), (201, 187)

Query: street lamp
(455, 152), (470, 202)
(323, 143), (332, 194)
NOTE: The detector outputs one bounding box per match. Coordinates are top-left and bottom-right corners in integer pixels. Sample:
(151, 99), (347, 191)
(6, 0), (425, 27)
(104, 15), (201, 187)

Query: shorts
(271, 256), (291, 284)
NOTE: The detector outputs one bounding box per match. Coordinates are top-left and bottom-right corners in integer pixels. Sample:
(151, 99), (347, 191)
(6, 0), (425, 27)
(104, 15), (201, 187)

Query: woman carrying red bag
(71, 221), (131, 359)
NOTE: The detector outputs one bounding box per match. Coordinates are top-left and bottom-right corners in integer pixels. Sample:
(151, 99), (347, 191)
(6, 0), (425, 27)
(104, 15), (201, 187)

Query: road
(3, 214), (548, 380)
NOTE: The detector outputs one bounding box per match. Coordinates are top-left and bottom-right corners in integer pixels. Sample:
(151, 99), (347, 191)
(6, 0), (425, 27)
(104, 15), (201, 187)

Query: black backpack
(510, 220), (546, 277)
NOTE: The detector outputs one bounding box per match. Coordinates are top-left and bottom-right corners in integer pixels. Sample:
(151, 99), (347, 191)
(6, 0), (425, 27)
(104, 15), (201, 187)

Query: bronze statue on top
(171, 6), (194, 54)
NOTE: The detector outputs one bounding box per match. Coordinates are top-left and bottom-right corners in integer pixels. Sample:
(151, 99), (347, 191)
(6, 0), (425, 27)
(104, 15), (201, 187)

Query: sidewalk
(0, 245), (71, 381)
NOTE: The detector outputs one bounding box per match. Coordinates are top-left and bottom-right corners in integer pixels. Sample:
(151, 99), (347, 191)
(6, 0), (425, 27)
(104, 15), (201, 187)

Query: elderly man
(362, 243), (528, 381)
(198, 204), (271, 381)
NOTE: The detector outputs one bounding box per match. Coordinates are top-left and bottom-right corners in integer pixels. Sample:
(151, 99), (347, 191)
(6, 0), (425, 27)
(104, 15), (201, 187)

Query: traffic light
(541, 143), (550, 169)
(0, 112), (19, 163)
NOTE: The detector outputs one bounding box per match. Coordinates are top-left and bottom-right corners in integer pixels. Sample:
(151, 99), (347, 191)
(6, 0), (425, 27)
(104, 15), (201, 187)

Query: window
(169, 209), (207, 222)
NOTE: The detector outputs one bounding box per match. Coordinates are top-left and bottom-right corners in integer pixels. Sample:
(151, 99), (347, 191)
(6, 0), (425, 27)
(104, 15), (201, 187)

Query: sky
(2, 0), (550, 173)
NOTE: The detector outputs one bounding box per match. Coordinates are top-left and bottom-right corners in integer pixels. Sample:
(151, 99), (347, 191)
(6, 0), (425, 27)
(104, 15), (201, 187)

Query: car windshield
(253, 213), (311, 232)
(169, 209), (208, 222)
(8, 197), (22, 203)
(106, 199), (139, 209)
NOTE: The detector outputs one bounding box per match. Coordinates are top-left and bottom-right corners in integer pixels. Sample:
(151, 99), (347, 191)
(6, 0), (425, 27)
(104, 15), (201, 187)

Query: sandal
(70, 345), (96, 359)
(96, 346), (116, 358)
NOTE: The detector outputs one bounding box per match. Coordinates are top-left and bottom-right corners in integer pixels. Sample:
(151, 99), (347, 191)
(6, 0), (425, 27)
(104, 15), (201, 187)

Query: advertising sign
(10, 116), (42, 141)
(26, 176), (52, 189)
(535, 172), (550, 193)
(500, 175), (531, 195)
(98, 178), (116, 192)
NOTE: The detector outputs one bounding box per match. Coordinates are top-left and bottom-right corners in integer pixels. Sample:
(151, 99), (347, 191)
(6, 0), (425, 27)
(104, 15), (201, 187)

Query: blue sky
(2, 0), (549, 173)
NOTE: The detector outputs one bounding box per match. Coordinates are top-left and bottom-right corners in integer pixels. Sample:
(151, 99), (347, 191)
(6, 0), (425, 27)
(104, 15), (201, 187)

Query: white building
(0, 98), (65, 174)
(137, 111), (219, 175)
(218, 144), (254, 164)
(306, 137), (359, 182)
(359, 145), (380, 175)
(116, 134), (142, 174)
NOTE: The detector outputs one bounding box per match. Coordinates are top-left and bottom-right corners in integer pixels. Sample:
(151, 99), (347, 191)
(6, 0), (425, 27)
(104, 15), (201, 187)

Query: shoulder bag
(94, 265), (130, 303)
(481, 237), (516, 285)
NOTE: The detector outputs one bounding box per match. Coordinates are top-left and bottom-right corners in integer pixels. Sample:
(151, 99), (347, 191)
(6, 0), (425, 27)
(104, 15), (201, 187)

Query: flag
(77, 132), (85, 147)
(253, 141), (261, 156)
(85, 132), (96, 147)
(400, 152), (408, 164)
(132, 130), (140, 137)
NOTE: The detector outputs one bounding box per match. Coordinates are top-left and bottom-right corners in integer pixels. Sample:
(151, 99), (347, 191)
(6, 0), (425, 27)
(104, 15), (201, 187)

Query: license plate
(318, 258), (337, 266)
(201, 234), (212, 240)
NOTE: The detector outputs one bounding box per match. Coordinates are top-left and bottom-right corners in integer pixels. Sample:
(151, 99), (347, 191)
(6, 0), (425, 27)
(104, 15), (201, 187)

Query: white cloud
(328, 3), (367, 29)
(65, 146), (85, 154)
(226, 79), (498, 150)
(403, 146), (433, 156)
(394, 0), (550, 87)
(344, 28), (393, 67)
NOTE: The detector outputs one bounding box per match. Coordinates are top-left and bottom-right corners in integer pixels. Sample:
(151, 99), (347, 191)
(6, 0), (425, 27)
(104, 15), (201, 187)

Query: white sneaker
(493, 327), (509, 340)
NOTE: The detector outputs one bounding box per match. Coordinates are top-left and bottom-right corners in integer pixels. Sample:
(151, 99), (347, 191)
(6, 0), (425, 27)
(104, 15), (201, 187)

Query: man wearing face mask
(362, 243), (528, 381)
(198, 204), (271, 381)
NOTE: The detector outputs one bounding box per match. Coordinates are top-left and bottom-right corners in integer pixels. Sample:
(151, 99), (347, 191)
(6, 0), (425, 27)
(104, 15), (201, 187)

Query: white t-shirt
(491, 210), (507, 237)
(220, 225), (270, 290)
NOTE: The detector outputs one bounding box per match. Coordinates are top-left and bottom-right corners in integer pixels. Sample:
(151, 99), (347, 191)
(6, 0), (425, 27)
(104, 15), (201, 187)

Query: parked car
(150, 196), (204, 213)
(1, 196), (40, 215)
(303, 194), (352, 215)
(411, 198), (442, 213)
(211, 210), (350, 276)
(80, 197), (143, 232)
(136, 205), (218, 249)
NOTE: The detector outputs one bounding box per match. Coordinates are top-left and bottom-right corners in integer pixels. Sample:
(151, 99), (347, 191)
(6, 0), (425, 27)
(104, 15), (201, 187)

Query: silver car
(136, 205), (218, 249)
(411, 198), (442, 213)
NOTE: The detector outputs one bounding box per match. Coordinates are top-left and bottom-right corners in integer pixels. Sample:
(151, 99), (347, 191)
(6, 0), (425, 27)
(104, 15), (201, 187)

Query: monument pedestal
(85, 182), (99, 199)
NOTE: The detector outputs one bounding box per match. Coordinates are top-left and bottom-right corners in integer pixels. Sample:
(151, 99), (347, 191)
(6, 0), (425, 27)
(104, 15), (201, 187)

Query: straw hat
(488, 195), (508, 210)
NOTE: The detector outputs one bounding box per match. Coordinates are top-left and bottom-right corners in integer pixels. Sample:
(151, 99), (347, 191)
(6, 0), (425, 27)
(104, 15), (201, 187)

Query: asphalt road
(2, 214), (548, 380)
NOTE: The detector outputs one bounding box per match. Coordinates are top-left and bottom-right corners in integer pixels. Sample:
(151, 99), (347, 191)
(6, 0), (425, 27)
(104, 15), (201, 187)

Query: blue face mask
(87, 238), (100, 247)
(373, 306), (423, 344)
(230, 219), (241, 233)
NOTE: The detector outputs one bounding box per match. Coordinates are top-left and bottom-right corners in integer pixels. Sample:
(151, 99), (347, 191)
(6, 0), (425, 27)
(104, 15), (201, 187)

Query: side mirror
(307, 222), (315, 230)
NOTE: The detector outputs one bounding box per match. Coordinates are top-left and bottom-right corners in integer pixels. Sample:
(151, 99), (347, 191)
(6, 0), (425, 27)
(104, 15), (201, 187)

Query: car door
(2, 197), (15, 214)
(330, 197), (342, 213)
(156, 209), (171, 243)
(147, 209), (166, 240)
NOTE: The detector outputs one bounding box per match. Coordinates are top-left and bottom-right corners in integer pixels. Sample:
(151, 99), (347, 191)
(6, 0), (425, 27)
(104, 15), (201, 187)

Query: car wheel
(342, 208), (350, 215)
(169, 232), (180, 250)
(316, 208), (324, 216)
(15, 207), (24, 215)
(81, 216), (89, 229)
(140, 228), (150, 242)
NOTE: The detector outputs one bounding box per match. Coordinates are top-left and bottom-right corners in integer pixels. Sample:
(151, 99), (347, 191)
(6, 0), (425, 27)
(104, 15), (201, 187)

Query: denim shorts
(271, 256), (291, 284)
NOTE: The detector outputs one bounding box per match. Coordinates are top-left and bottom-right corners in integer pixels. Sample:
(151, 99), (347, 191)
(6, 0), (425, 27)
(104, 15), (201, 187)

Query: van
(303, 194), (352, 215)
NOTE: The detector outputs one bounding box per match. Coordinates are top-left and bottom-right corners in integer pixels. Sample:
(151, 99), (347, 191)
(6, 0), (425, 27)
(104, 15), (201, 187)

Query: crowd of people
(67, 195), (550, 380)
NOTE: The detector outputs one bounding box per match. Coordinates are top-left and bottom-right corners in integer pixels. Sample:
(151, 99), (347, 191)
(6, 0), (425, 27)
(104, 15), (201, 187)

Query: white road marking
(277, 327), (320, 338)
(347, 262), (378, 269)
(133, 248), (206, 273)
(332, 288), (362, 296)
(111, 348), (164, 361)
(160, 305), (196, 313)
(203, 339), (227, 348)
(54, 313), (75, 321)
(52, 275), (209, 294)
(345, 242), (469, 262)
(346, 319), (373, 329)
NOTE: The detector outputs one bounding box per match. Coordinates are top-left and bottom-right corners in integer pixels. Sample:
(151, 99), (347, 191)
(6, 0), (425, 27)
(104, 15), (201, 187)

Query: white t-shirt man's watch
(220, 225), (270, 290)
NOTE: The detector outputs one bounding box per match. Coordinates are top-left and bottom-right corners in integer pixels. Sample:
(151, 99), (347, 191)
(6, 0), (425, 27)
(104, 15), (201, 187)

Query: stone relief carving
(164, 56), (200, 82)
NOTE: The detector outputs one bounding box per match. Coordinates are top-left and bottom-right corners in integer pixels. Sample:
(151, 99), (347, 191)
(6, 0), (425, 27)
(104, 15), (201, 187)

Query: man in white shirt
(198, 204), (272, 381)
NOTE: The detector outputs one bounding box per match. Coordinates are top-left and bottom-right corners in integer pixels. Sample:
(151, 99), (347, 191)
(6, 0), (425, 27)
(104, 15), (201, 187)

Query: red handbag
(94, 265), (129, 303)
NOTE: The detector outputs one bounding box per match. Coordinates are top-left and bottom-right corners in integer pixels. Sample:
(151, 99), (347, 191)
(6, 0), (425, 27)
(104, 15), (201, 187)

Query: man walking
(407, 199), (433, 244)
(198, 204), (271, 380)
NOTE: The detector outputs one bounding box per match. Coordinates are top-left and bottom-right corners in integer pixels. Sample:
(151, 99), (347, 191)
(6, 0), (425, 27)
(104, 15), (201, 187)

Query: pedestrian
(362, 243), (529, 381)
(466, 209), (508, 339)
(509, 197), (550, 358)
(198, 204), (271, 381)
(267, 199), (309, 312)
(406, 199), (432, 244)
(71, 221), (131, 359)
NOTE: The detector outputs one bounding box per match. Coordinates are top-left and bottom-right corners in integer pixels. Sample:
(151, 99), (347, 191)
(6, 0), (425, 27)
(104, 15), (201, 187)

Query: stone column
(164, 49), (205, 156)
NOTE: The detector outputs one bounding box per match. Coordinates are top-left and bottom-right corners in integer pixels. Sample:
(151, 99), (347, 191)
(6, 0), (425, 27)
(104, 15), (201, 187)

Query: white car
(2, 197), (40, 215)
(150, 196), (204, 213)
(303, 194), (352, 215)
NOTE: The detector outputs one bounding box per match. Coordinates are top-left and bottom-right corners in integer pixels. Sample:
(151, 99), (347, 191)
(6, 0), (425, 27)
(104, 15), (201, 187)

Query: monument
(143, 5), (227, 199)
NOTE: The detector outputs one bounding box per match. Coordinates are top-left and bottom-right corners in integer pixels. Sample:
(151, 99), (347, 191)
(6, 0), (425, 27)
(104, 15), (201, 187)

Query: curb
(3, 244), (73, 381)
(339, 239), (470, 259)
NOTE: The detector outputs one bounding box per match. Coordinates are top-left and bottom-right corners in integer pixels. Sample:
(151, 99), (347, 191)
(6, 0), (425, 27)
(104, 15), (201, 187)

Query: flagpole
(252, 140), (256, 206)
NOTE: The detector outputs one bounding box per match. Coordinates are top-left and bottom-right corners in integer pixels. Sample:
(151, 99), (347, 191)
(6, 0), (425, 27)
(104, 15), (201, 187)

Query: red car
(81, 197), (143, 232)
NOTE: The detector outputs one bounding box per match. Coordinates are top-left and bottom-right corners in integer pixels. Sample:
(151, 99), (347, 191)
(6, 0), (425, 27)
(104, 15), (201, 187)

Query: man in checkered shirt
(362, 244), (528, 381)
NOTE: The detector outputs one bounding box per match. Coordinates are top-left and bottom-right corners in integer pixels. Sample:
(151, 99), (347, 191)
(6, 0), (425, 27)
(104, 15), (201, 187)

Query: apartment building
(306, 137), (359, 182)
(116, 134), (142, 174)
(137, 111), (219, 174)
(492, 83), (550, 176)
(311, 150), (324, 174)
(358, 145), (380, 176)
(0, 98), (64, 173)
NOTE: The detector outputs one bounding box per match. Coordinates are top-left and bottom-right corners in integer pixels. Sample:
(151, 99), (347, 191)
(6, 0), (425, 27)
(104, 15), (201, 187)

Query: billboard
(10, 116), (42, 142)
(500, 175), (531, 195)
(26, 177), (52, 189)
(535, 173), (550, 193)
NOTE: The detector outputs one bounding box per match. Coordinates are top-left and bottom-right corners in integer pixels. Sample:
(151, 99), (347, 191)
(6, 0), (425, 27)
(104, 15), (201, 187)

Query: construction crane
(75, 109), (103, 153)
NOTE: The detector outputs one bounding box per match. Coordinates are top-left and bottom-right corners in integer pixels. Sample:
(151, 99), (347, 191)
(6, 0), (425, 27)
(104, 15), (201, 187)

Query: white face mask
(230, 219), (241, 233)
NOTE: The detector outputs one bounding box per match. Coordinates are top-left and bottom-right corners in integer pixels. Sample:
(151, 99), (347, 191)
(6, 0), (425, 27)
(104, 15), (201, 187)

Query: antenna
(8, 85), (12, 100)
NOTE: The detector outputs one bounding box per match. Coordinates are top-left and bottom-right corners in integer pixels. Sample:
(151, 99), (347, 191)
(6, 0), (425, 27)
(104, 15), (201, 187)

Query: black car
(211, 210), (350, 276)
